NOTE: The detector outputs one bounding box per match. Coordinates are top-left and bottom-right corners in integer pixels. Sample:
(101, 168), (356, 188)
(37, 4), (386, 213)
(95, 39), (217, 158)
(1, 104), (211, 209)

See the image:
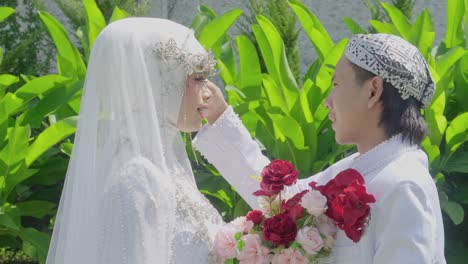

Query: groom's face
(325, 57), (372, 145)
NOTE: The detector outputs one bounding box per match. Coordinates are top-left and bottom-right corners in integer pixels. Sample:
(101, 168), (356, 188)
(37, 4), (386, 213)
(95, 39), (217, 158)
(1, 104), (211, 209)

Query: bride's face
(177, 76), (206, 132)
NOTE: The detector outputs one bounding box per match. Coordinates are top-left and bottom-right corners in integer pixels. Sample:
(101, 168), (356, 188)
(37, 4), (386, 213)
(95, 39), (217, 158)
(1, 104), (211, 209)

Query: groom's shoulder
(377, 149), (434, 191)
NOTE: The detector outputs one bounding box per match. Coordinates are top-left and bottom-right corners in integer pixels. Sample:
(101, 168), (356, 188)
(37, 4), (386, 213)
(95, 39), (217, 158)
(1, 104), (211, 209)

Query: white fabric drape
(47, 18), (223, 264)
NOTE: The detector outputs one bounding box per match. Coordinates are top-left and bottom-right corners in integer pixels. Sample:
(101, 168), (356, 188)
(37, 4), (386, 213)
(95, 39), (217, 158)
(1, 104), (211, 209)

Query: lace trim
(153, 38), (217, 80)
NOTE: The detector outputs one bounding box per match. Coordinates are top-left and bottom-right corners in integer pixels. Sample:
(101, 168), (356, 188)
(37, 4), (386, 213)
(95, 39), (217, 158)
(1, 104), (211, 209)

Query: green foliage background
(0, 0), (467, 263)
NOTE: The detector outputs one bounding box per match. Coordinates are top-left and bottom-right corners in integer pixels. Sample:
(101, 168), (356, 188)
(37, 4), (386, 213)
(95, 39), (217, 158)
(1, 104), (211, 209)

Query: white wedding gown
(46, 18), (224, 264)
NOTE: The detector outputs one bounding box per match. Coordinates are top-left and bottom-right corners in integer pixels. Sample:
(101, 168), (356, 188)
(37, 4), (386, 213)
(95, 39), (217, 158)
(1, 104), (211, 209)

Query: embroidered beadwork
(344, 34), (435, 108)
(153, 37), (217, 80)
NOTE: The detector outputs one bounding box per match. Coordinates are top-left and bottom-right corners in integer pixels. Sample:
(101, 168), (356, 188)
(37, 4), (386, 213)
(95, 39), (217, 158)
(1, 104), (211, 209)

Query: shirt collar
(349, 134), (418, 176)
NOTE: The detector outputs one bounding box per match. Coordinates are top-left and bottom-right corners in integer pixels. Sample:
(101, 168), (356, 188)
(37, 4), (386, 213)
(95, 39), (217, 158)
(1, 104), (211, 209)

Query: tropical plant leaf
(444, 0), (465, 48)
(440, 191), (464, 225)
(381, 2), (412, 39)
(19, 80), (83, 128)
(342, 17), (367, 34)
(16, 201), (56, 219)
(236, 35), (262, 98)
(25, 117), (77, 166)
(0, 7), (14, 23)
(109, 6), (129, 23)
(0, 74), (20, 97)
(38, 11), (86, 79)
(83, 0), (106, 52)
(198, 9), (242, 49)
(445, 112), (468, 153)
(289, 0), (334, 61)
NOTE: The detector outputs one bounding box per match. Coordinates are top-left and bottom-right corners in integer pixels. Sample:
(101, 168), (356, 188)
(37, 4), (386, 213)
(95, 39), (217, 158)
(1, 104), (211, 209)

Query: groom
(189, 33), (446, 263)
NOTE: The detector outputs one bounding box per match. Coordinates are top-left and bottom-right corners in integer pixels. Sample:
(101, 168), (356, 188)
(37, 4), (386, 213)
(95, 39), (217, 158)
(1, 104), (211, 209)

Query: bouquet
(214, 160), (376, 264)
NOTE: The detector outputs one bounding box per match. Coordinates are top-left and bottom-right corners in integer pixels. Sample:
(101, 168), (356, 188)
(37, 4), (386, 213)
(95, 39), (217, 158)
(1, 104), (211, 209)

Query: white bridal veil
(46, 18), (214, 263)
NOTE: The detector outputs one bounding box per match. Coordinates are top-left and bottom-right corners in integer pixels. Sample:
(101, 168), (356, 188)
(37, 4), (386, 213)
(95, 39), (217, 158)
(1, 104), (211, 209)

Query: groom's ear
(367, 76), (384, 109)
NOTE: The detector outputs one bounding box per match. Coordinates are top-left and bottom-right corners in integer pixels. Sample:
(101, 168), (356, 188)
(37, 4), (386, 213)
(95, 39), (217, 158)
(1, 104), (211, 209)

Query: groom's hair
(351, 63), (428, 146)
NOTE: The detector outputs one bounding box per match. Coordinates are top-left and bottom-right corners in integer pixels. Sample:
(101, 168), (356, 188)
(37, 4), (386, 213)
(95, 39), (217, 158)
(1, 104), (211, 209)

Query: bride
(46, 18), (224, 264)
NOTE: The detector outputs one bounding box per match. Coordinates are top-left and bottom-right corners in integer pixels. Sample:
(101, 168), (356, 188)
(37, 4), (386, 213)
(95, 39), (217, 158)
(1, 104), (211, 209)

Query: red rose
(310, 169), (376, 242)
(246, 210), (264, 225)
(262, 213), (298, 247)
(254, 160), (298, 197)
(281, 190), (308, 219)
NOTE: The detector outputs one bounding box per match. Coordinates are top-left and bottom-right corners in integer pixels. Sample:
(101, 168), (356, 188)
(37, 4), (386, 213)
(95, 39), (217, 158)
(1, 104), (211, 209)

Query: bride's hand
(186, 76), (228, 124)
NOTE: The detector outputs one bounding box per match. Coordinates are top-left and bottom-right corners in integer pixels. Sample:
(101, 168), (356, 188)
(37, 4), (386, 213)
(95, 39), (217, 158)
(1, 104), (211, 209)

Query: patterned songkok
(344, 33), (435, 108)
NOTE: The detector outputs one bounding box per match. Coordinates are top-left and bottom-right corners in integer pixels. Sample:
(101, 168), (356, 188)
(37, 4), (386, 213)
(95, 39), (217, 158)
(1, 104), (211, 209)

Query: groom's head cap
(344, 33), (435, 108)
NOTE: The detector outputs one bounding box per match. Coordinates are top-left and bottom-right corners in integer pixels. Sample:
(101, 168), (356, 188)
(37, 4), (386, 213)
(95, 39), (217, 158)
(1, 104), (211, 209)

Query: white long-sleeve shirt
(193, 106), (446, 264)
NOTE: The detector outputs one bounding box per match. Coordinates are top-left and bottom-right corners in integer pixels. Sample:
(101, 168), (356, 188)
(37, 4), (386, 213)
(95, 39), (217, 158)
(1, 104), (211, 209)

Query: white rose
(230, 216), (254, 233)
(300, 190), (327, 216)
(296, 227), (324, 255)
(315, 214), (337, 238)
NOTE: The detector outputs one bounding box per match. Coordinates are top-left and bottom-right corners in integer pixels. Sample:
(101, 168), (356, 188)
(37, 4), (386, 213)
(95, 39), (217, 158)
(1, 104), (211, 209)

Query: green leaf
(381, 2), (411, 39)
(445, 0), (465, 48)
(436, 47), (466, 79)
(16, 201), (56, 219)
(4, 166), (37, 201)
(443, 199), (464, 225)
(109, 6), (129, 23)
(219, 41), (237, 85)
(445, 153), (468, 173)
(236, 35), (262, 98)
(409, 9), (434, 57)
(262, 75), (287, 113)
(234, 232), (242, 241)
(369, 20), (400, 35)
(0, 204), (21, 231)
(233, 198), (251, 218)
(0, 125), (30, 179)
(38, 11), (86, 79)
(237, 239), (245, 252)
(0, 7), (15, 23)
(445, 112), (468, 153)
(198, 9), (242, 49)
(16, 228), (50, 264)
(252, 25), (280, 83)
(342, 17), (366, 34)
(421, 137), (440, 165)
(20, 80), (83, 128)
(289, 0), (334, 61)
(25, 117), (77, 166)
(61, 142), (73, 156)
(256, 15), (298, 108)
(425, 109), (447, 146)
(272, 115), (305, 148)
(0, 74), (20, 97)
(15, 75), (70, 102)
(191, 5), (216, 38)
(83, 0), (106, 51)
(27, 158), (68, 186)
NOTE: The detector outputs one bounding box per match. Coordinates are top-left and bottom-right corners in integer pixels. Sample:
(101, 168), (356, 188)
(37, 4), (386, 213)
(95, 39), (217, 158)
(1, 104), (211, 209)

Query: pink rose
(300, 190), (327, 216)
(271, 248), (308, 264)
(231, 216), (254, 233)
(237, 234), (270, 264)
(315, 215), (337, 238)
(214, 226), (238, 260)
(296, 227), (324, 255)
